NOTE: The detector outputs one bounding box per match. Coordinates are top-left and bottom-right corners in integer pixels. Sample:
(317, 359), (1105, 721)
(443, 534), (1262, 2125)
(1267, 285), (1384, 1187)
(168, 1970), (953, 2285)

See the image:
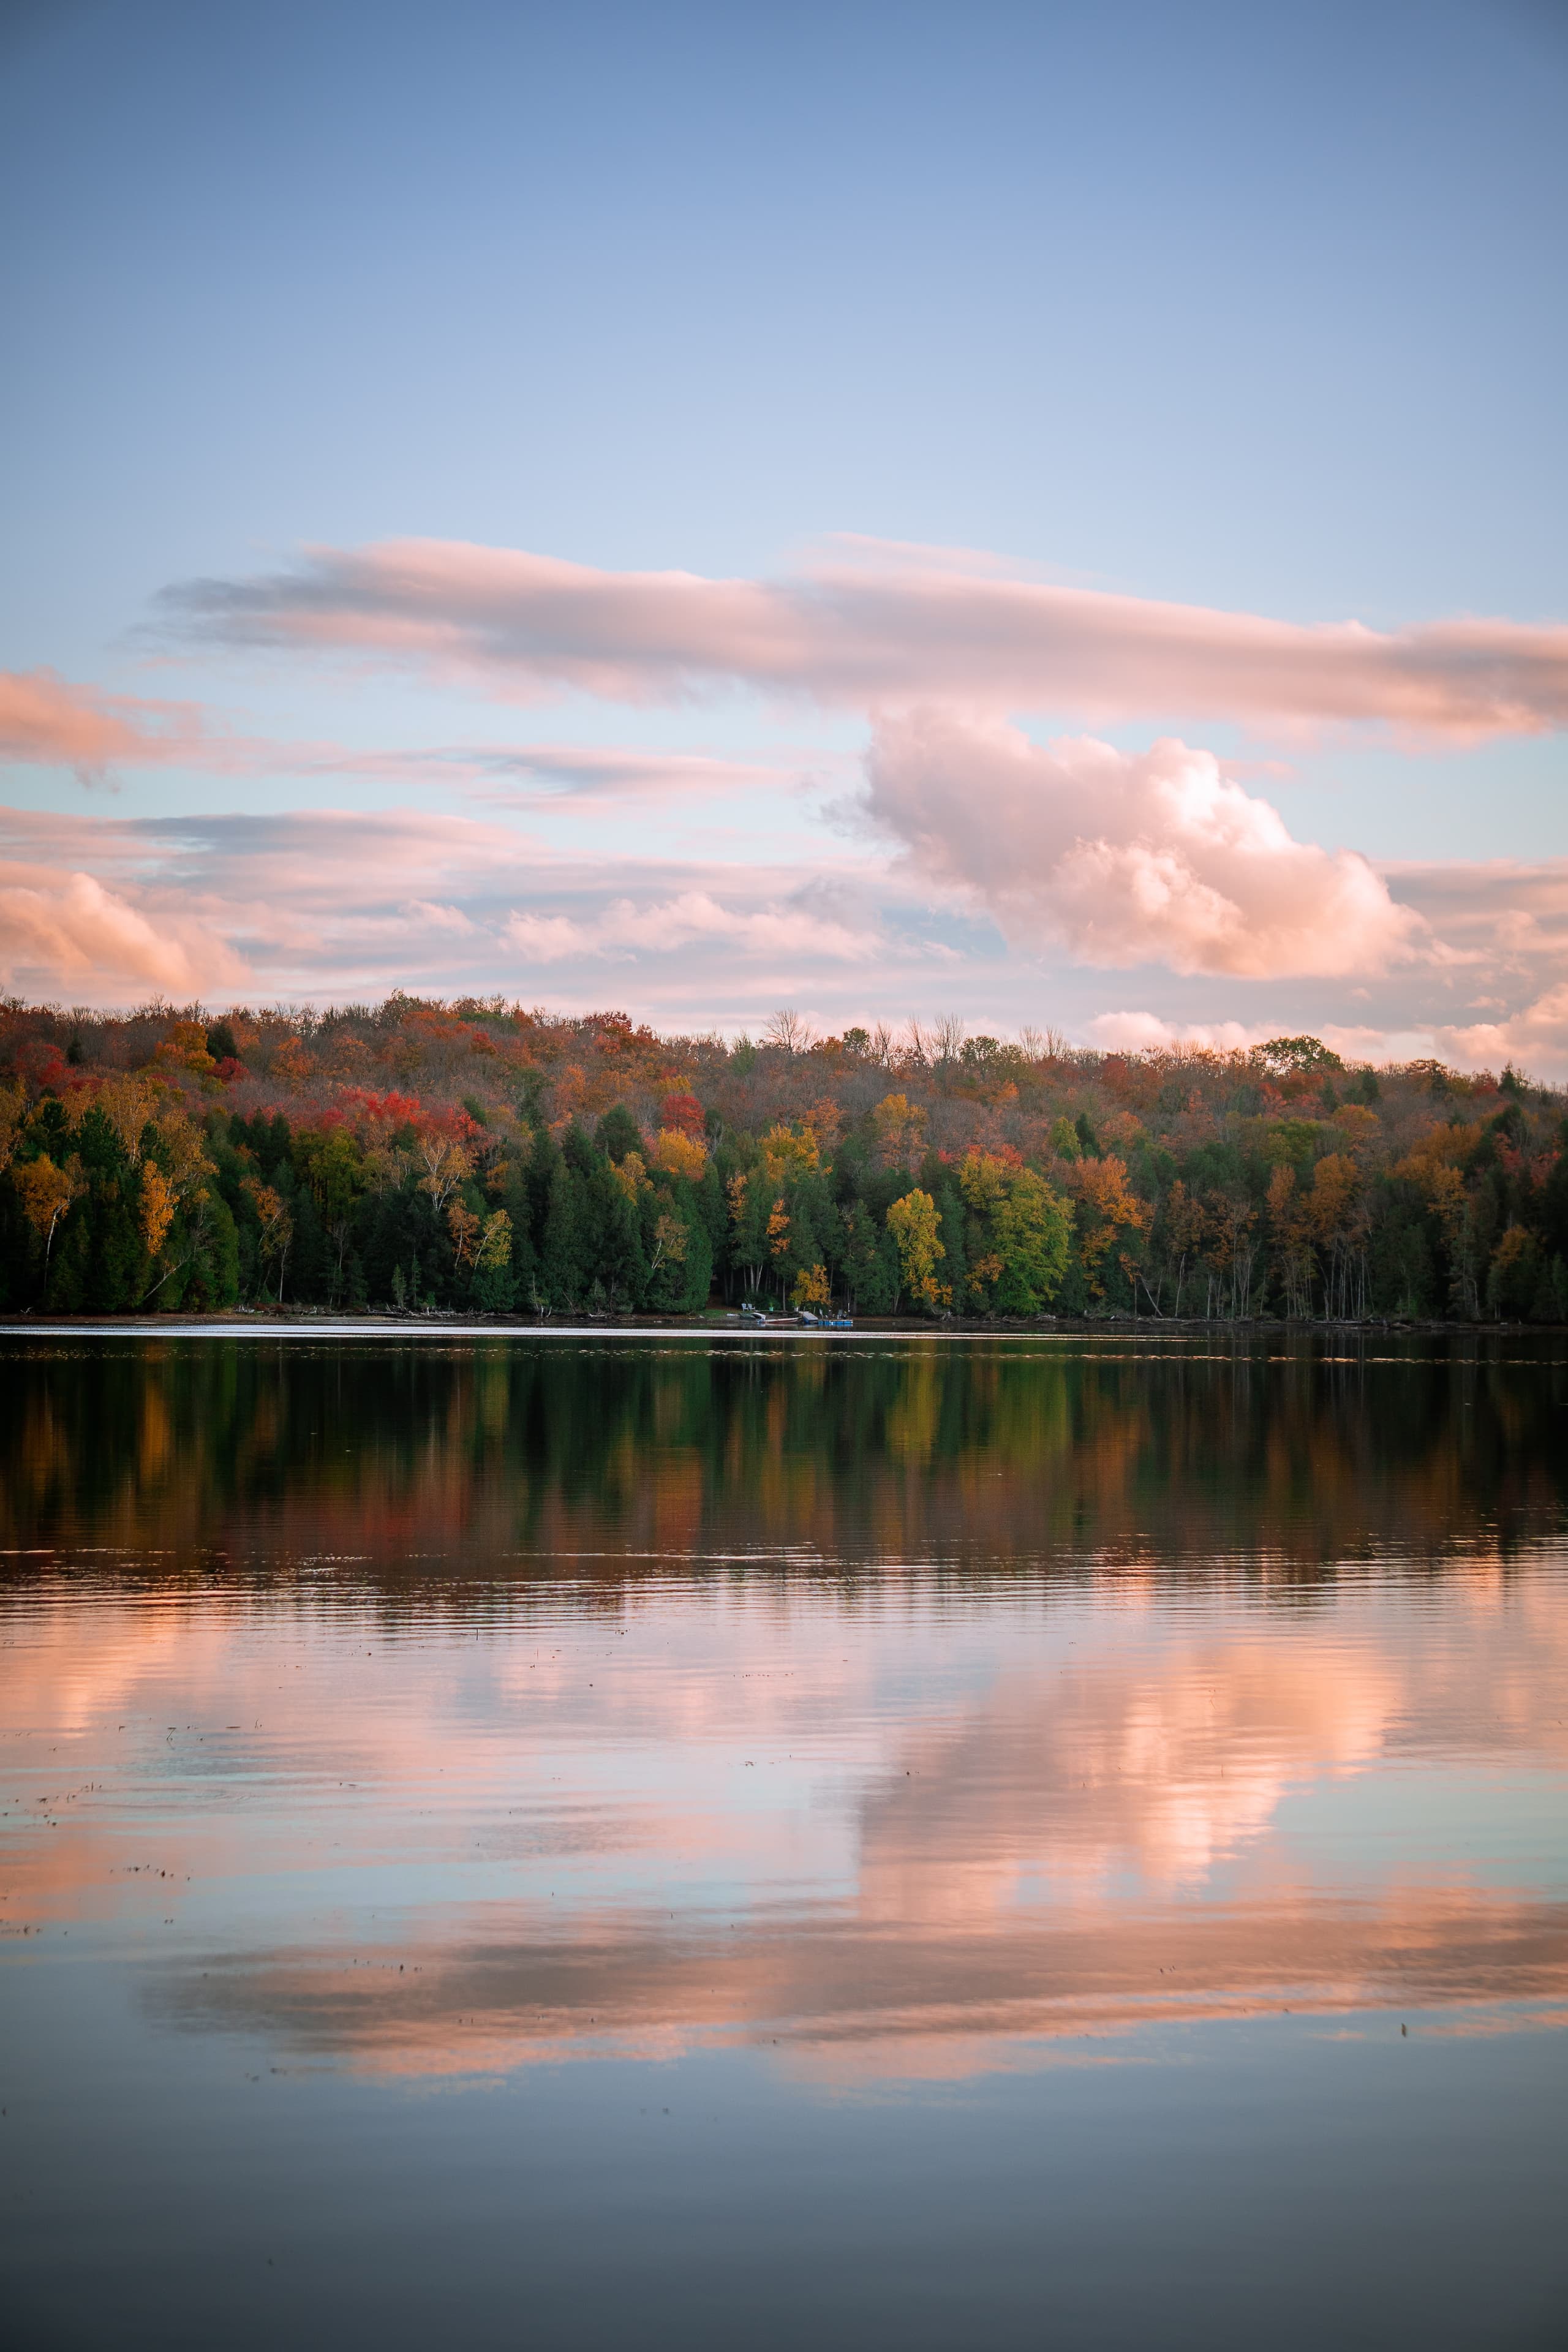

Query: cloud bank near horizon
(4, 801), (1568, 1077)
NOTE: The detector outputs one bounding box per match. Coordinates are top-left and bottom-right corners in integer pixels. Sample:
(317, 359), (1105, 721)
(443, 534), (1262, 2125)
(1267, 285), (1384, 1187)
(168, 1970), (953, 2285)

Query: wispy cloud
(0, 667), (214, 782)
(0, 666), (812, 824)
(160, 537), (1568, 738)
(464, 744), (788, 800)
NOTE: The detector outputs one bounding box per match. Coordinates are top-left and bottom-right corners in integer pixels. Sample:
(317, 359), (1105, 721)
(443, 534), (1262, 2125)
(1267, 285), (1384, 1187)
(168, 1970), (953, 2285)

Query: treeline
(2, 996), (1567, 1321)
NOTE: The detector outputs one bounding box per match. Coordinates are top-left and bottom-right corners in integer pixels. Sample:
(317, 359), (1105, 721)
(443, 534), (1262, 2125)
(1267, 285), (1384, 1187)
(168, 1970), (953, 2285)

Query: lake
(2, 1330), (1566, 2350)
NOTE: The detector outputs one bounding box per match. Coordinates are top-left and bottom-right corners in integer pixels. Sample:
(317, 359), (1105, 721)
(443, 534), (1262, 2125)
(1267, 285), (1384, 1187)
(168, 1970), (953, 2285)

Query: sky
(2, 0), (1566, 1066)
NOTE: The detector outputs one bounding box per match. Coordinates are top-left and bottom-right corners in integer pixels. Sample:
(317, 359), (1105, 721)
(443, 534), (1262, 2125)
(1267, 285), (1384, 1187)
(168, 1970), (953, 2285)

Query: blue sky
(2, 0), (1566, 1061)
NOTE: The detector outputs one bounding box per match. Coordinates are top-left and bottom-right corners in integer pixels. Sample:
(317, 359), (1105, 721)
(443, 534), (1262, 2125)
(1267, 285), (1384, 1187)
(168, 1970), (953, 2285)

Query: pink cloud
(14, 1575), (1568, 2082)
(865, 712), (1421, 979)
(470, 744), (787, 799)
(8, 795), (1568, 1070)
(1443, 984), (1568, 1076)
(0, 862), (247, 995)
(603, 890), (880, 962)
(508, 888), (881, 967)
(0, 803), (898, 1010)
(162, 537), (1568, 738)
(0, 667), (211, 777)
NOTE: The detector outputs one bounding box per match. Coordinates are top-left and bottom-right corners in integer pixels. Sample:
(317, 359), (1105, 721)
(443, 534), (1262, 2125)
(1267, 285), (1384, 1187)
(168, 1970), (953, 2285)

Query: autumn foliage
(0, 995), (1564, 1321)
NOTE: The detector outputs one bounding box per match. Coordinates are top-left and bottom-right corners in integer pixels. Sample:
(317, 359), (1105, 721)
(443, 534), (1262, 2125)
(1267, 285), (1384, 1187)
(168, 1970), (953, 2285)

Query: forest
(2, 994), (1566, 1322)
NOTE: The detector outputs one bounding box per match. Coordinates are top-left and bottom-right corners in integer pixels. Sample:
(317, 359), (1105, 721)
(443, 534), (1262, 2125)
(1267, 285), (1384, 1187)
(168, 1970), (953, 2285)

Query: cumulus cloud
(864, 712), (1421, 979)
(0, 667), (210, 780)
(157, 537), (1568, 739)
(0, 864), (247, 994)
(1087, 1010), (1462, 1065)
(404, 899), (478, 934)
(1088, 1011), (1274, 1054)
(505, 889), (878, 966)
(1444, 984), (1568, 1075)
(606, 890), (878, 962)
(504, 911), (590, 961)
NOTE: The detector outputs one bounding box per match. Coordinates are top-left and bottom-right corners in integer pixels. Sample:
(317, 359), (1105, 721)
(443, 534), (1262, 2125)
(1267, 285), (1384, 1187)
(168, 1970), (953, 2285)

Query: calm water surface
(2, 1332), (1567, 2350)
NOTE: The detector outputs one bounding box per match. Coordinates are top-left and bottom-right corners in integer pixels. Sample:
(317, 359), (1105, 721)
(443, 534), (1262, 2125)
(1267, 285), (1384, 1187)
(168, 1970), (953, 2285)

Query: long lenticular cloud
(160, 538), (1568, 737)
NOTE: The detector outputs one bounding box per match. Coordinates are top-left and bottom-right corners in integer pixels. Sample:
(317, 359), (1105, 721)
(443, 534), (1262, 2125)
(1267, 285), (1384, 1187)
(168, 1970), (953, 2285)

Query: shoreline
(2, 1311), (1562, 1340)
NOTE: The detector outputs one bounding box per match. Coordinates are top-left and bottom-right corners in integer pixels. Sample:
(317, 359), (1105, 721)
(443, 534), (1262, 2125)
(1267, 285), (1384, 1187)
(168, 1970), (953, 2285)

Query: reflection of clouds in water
(6, 1564), (1568, 2093)
(150, 1886), (1568, 2089)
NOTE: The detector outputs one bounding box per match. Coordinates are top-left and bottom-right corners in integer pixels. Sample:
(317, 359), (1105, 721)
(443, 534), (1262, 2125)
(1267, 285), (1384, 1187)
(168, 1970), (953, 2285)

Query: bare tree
(1039, 1027), (1071, 1063)
(932, 1014), (966, 1066)
(764, 1009), (813, 1054)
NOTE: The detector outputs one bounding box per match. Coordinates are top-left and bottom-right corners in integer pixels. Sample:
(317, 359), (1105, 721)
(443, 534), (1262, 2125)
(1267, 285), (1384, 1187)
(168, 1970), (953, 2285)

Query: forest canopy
(2, 995), (1566, 1322)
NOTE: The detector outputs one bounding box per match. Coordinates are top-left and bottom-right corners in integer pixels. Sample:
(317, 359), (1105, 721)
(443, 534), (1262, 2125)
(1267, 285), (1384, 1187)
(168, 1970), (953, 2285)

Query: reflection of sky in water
(7, 1563), (1568, 2084)
(3, 1338), (1568, 2350)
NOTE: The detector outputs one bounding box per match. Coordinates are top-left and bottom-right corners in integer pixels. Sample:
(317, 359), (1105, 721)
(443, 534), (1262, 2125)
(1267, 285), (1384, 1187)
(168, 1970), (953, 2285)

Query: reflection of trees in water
(1, 1338), (1565, 1581)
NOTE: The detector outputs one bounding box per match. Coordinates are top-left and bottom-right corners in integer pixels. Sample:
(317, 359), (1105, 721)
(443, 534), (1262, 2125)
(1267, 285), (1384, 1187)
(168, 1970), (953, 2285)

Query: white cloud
(505, 911), (590, 962)
(1088, 1011), (1272, 1054)
(864, 711), (1422, 979)
(404, 899), (478, 934)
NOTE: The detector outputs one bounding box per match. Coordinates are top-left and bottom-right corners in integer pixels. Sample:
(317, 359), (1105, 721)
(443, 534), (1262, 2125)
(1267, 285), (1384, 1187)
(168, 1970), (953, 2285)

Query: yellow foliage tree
(759, 1123), (821, 1187)
(886, 1188), (949, 1312)
(241, 1177), (293, 1300)
(611, 1150), (651, 1205)
(447, 1199), (481, 1268)
(956, 1147), (1009, 1213)
(791, 1263), (831, 1310)
(418, 1134), (473, 1212)
(650, 1211), (689, 1275)
(872, 1093), (925, 1168)
(138, 1164), (178, 1257)
(1072, 1155), (1151, 1298)
(649, 1128), (708, 1182)
(153, 1020), (216, 1077)
(65, 1074), (162, 1164)
(15, 1153), (84, 1271)
(475, 1208), (513, 1270)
